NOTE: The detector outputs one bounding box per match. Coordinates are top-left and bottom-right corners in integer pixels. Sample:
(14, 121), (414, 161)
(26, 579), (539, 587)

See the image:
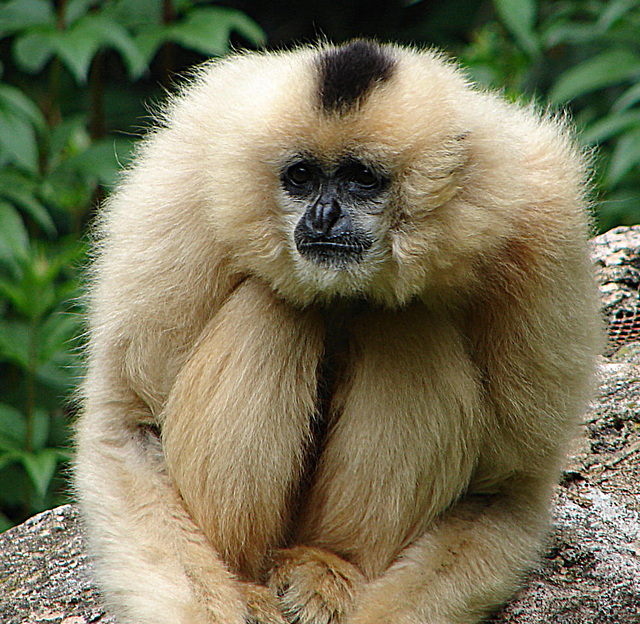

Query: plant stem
(25, 316), (38, 454)
(88, 51), (105, 140)
(161, 0), (176, 84)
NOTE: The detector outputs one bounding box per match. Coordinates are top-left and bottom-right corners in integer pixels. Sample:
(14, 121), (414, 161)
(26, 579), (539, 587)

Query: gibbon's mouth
(296, 235), (372, 266)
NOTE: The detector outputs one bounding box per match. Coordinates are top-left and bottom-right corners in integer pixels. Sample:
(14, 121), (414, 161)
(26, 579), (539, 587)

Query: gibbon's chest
(307, 304), (358, 469)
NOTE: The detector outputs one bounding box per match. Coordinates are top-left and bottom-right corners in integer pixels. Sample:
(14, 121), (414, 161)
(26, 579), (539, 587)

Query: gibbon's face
(283, 157), (388, 268)
(195, 41), (506, 306)
(276, 151), (393, 296)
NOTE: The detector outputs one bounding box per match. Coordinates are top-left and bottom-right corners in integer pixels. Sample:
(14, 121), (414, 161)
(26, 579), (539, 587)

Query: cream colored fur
(74, 42), (601, 624)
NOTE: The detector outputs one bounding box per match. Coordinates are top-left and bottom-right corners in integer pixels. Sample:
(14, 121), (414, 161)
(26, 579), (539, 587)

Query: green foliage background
(1, 0), (639, 530)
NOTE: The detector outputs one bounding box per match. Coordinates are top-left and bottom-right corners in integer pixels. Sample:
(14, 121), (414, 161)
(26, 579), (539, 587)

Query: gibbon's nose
(307, 198), (342, 236)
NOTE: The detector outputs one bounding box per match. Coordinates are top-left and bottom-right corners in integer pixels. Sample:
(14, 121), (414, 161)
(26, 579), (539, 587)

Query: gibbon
(75, 40), (601, 624)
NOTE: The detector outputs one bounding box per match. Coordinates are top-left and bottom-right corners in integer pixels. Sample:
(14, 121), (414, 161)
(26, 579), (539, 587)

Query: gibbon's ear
(398, 132), (471, 217)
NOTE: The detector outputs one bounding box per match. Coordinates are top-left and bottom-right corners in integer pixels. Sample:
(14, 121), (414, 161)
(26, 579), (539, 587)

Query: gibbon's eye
(350, 164), (379, 188)
(285, 163), (314, 187)
(341, 162), (386, 194)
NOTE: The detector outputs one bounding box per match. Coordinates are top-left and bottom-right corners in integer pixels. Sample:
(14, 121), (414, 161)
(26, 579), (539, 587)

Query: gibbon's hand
(268, 546), (366, 624)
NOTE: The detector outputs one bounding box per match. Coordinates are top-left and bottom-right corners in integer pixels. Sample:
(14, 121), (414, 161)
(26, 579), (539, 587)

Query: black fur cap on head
(316, 40), (397, 114)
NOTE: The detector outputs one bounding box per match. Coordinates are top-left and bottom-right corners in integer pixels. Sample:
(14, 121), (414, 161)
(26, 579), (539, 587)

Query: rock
(592, 225), (640, 353)
(0, 504), (114, 624)
(488, 346), (640, 623)
(2, 228), (640, 624)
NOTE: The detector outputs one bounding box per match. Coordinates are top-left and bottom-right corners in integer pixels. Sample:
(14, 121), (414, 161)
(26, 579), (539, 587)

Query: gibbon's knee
(76, 39), (600, 624)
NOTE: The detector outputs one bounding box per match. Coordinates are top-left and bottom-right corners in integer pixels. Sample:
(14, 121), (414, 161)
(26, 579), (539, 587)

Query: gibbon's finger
(241, 583), (288, 624)
(267, 546), (365, 624)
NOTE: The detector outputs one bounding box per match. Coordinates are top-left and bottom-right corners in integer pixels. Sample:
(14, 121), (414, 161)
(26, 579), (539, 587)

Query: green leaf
(0, 202), (29, 264)
(0, 257), (56, 321)
(0, 0), (54, 38)
(104, 0), (163, 29)
(0, 277), (26, 310)
(580, 111), (640, 145)
(493, 0), (540, 56)
(613, 82), (640, 113)
(595, 0), (638, 32)
(54, 14), (147, 83)
(542, 22), (597, 48)
(37, 311), (81, 365)
(46, 116), (90, 167)
(47, 236), (87, 277)
(0, 451), (21, 473)
(0, 237), (82, 321)
(132, 26), (165, 67)
(0, 106), (39, 173)
(167, 7), (266, 57)
(54, 447), (72, 462)
(50, 27), (103, 83)
(64, 0), (94, 27)
(549, 50), (640, 104)
(0, 403), (27, 448)
(0, 513), (12, 532)
(596, 189), (640, 231)
(67, 138), (134, 187)
(22, 261), (57, 318)
(84, 14), (147, 80)
(0, 171), (56, 235)
(607, 128), (640, 185)
(0, 84), (46, 131)
(20, 448), (59, 498)
(0, 319), (30, 369)
(30, 408), (50, 452)
(48, 411), (71, 449)
(36, 360), (80, 392)
(13, 29), (57, 75)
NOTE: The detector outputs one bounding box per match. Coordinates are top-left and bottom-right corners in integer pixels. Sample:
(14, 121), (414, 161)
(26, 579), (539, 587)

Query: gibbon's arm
(276, 244), (599, 624)
(161, 278), (324, 580)
(293, 304), (484, 580)
(347, 258), (599, 624)
(264, 304), (489, 623)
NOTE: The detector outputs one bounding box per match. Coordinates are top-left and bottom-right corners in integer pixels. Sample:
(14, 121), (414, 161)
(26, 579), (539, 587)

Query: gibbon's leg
(161, 278), (324, 581)
(269, 304), (484, 624)
(347, 478), (553, 624)
(75, 401), (249, 624)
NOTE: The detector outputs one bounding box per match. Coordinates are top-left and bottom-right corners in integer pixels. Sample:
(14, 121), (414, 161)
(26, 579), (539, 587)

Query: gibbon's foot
(241, 582), (288, 624)
(267, 546), (366, 624)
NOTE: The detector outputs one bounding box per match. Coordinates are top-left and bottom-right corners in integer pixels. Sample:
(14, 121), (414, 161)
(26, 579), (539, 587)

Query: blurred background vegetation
(1, 0), (640, 530)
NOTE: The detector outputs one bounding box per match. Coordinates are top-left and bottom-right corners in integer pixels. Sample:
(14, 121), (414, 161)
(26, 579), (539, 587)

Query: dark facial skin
(281, 158), (389, 267)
